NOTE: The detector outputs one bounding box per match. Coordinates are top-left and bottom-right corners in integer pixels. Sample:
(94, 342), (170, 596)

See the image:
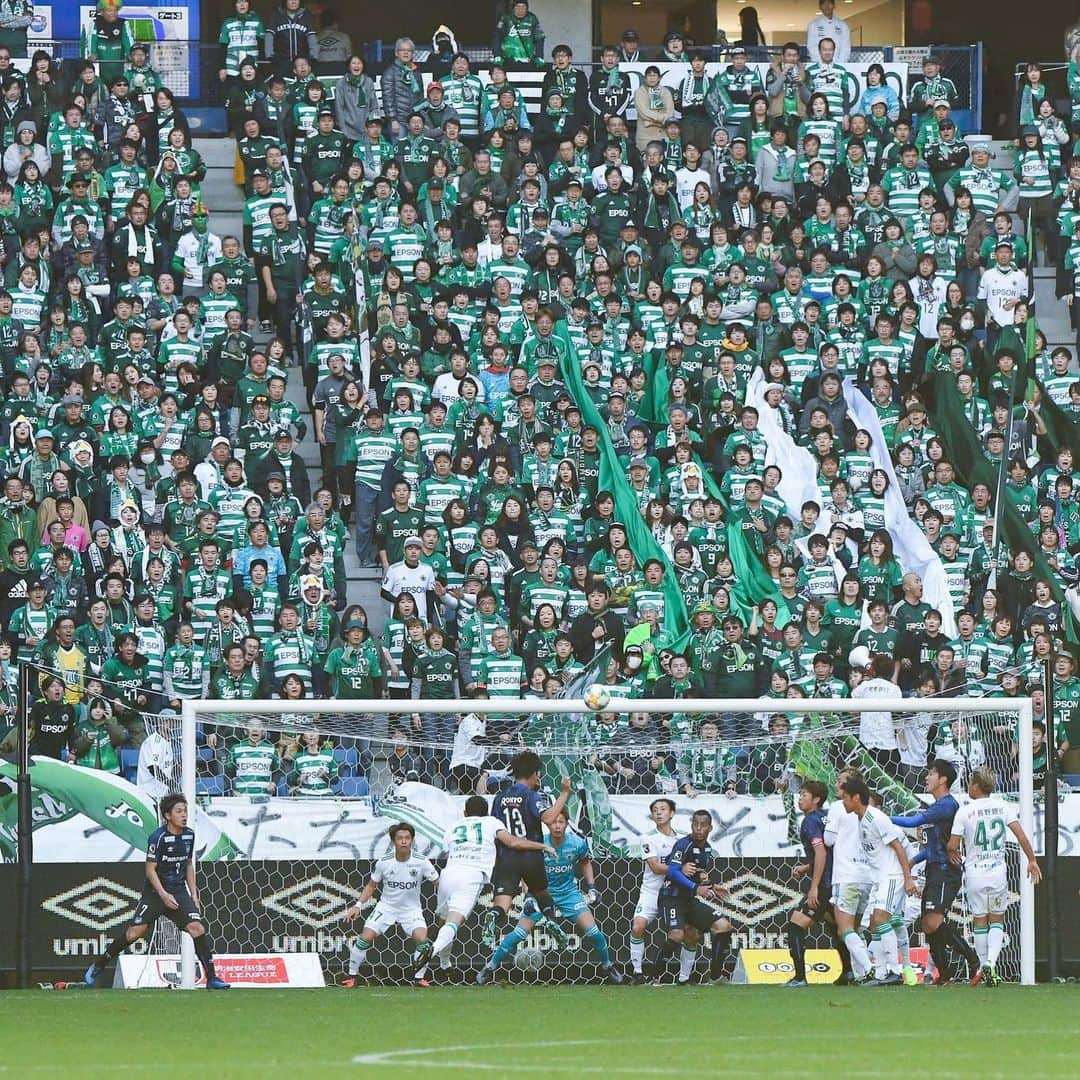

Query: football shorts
(436, 865), (486, 919)
(366, 902), (427, 936)
(922, 866), (963, 917)
(965, 873), (1009, 917)
(869, 875), (907, 917)
(131, 884), (203, 931)
(830, 881), (872, 918)
(492, 850), (549, 898)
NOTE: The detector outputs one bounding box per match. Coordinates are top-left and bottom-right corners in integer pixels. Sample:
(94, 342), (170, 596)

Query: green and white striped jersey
(308, 197), (350, 254)
(380, 225), (427, 282)
(265, 629), (314, 684)
(133, 623), (166, 694)
(487, 257), (530, 299)
(353, 431), (399, 491)
(291, 748), (337, 795)
(229, 741), (278, 795)
(439, 74), (484, 138)
(218, 14), (265, 77)
(244, 194), (278, 251)
(162, 643), (208, 700)
(477, 651), (525, 697)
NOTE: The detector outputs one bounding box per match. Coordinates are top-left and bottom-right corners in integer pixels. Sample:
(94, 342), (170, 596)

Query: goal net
(162, 695), (1035, 988)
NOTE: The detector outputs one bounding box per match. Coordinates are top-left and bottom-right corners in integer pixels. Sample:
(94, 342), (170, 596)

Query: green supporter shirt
(325, 641), (383, 698)
(291, 748), (338, 795)
(227, 741), (279, 795)
(414, 649), (458, 699)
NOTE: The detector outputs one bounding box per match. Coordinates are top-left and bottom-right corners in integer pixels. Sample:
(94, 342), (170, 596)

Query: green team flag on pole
(556, 326), (689, 641)
(930, 371), (1080, 647)
(556, 327), (788, 635)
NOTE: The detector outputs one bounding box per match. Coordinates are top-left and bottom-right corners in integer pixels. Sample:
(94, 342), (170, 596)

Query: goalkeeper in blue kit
(476, 806), (623, 984)
(85, 794), (229, 990)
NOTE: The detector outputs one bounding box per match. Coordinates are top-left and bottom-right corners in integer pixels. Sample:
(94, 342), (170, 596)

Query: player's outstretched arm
(497, 830), (557, 857)
(541, 774), (573, 828)
(1007, 821), (1043, 884)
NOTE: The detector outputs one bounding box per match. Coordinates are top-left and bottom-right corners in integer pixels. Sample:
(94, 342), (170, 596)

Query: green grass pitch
(0, 985), (1074, 1078)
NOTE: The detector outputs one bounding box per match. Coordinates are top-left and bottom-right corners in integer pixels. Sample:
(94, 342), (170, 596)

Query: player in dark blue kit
(85, 794), (230, 990)
(654, 809), (736, 984)
(890, 758), (981, 985)
(784, 779), (843, 986)
(483, 750), (573, 949)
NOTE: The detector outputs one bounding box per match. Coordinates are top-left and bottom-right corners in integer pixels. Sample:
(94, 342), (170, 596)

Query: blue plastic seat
(196, 774), (226, 797)
(333, 747), (360, 776)
(120, 747), (139, 784)
(340, 776), (370, 797)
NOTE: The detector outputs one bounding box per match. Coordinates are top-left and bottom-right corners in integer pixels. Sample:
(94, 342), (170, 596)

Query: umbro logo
(262, 875), (355, 929)
(42, 876), (141, 931)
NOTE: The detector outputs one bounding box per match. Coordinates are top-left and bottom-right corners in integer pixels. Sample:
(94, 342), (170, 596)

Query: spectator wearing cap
(908, 54), (958, 121)
(617, 29), (642, 64)
(416, 81), (461, 140)
(251, 427), (311, 505)
(0, 116), (40, 186)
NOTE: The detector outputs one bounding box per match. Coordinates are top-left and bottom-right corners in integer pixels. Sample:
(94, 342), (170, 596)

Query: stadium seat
(120, 748), (139, 784)
(339, 776), (370, 797)
(334, 746), (360, 776)
(196, 774), (226, 797)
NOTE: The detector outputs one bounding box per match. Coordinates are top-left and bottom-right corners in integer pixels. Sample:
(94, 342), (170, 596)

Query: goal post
(177, 695), (1036, 989)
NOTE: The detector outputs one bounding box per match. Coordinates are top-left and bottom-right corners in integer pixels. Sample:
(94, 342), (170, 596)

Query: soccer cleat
(83, 963), (102, 988)
(480, 909), (499, 948)
(969, 966), (985, 988)
(475, 967), (494, 986)
(872, 972), (904, 986)
(545, 922), (570, 950)
(206, 977), (231, 990)
(604, 965), (624, 985)
(782, 977), (809, 988)
(986, 964), (1001, 987)
(342, 977), (359, 989)
(902, 965), (918, 986)
(632, 972), (649, 985)
(413, 977), (432, 988)
(833, 970), (856, 986)
(414, 941), (434, 966)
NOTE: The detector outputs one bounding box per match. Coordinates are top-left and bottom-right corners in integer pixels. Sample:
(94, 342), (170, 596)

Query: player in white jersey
(847, 785), (917, 985)
(947, 766), (1041, 985)
(413, 794), (555, 986)
(342, 821), (439, 986)
(628, 797), (679, 983)
(823, 768), (875, 984)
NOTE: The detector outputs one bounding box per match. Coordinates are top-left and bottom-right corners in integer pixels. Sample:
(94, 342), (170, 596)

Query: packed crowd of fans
(2, 0), (1079, 801)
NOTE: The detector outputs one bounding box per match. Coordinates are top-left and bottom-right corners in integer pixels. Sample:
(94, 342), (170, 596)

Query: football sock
(834, 930), (852, 974)
(348, 937), (370, 976)
(869, 928), (886, 973)
(678, 947), (697, 981)
(583, 925), (611, 967)
(974, 925), (989, 965)
(788, 922), (807, 980)
(655, 941), (679, 978)
(490, 925), (528, 970)
(432, 922), (457, 959)
(842, 930), (871, 978)
(629, 935), (646, 973)
(948, 922), (980, 975)
(927, 926), (951, 980)
(987, 924), (1005, 967)
(710, 931), (732, 979)
(193, 934), (216, 981)
(893, 916), (911, 967)
(878, 926), (900, 975)
(97, 931), (130, 968)
(533, 890), (558, 922)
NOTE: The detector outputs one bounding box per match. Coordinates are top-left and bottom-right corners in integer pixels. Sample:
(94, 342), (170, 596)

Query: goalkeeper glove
(585, 886), (599, 906)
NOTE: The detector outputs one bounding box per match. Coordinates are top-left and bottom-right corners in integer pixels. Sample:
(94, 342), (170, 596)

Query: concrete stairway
(194, 138), (386, 635)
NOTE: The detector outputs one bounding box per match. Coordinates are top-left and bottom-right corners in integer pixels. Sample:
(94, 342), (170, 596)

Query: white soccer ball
(514, 947), (545, 971)
(848, 646), (871, 671)
(584, 684), (612, 711)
